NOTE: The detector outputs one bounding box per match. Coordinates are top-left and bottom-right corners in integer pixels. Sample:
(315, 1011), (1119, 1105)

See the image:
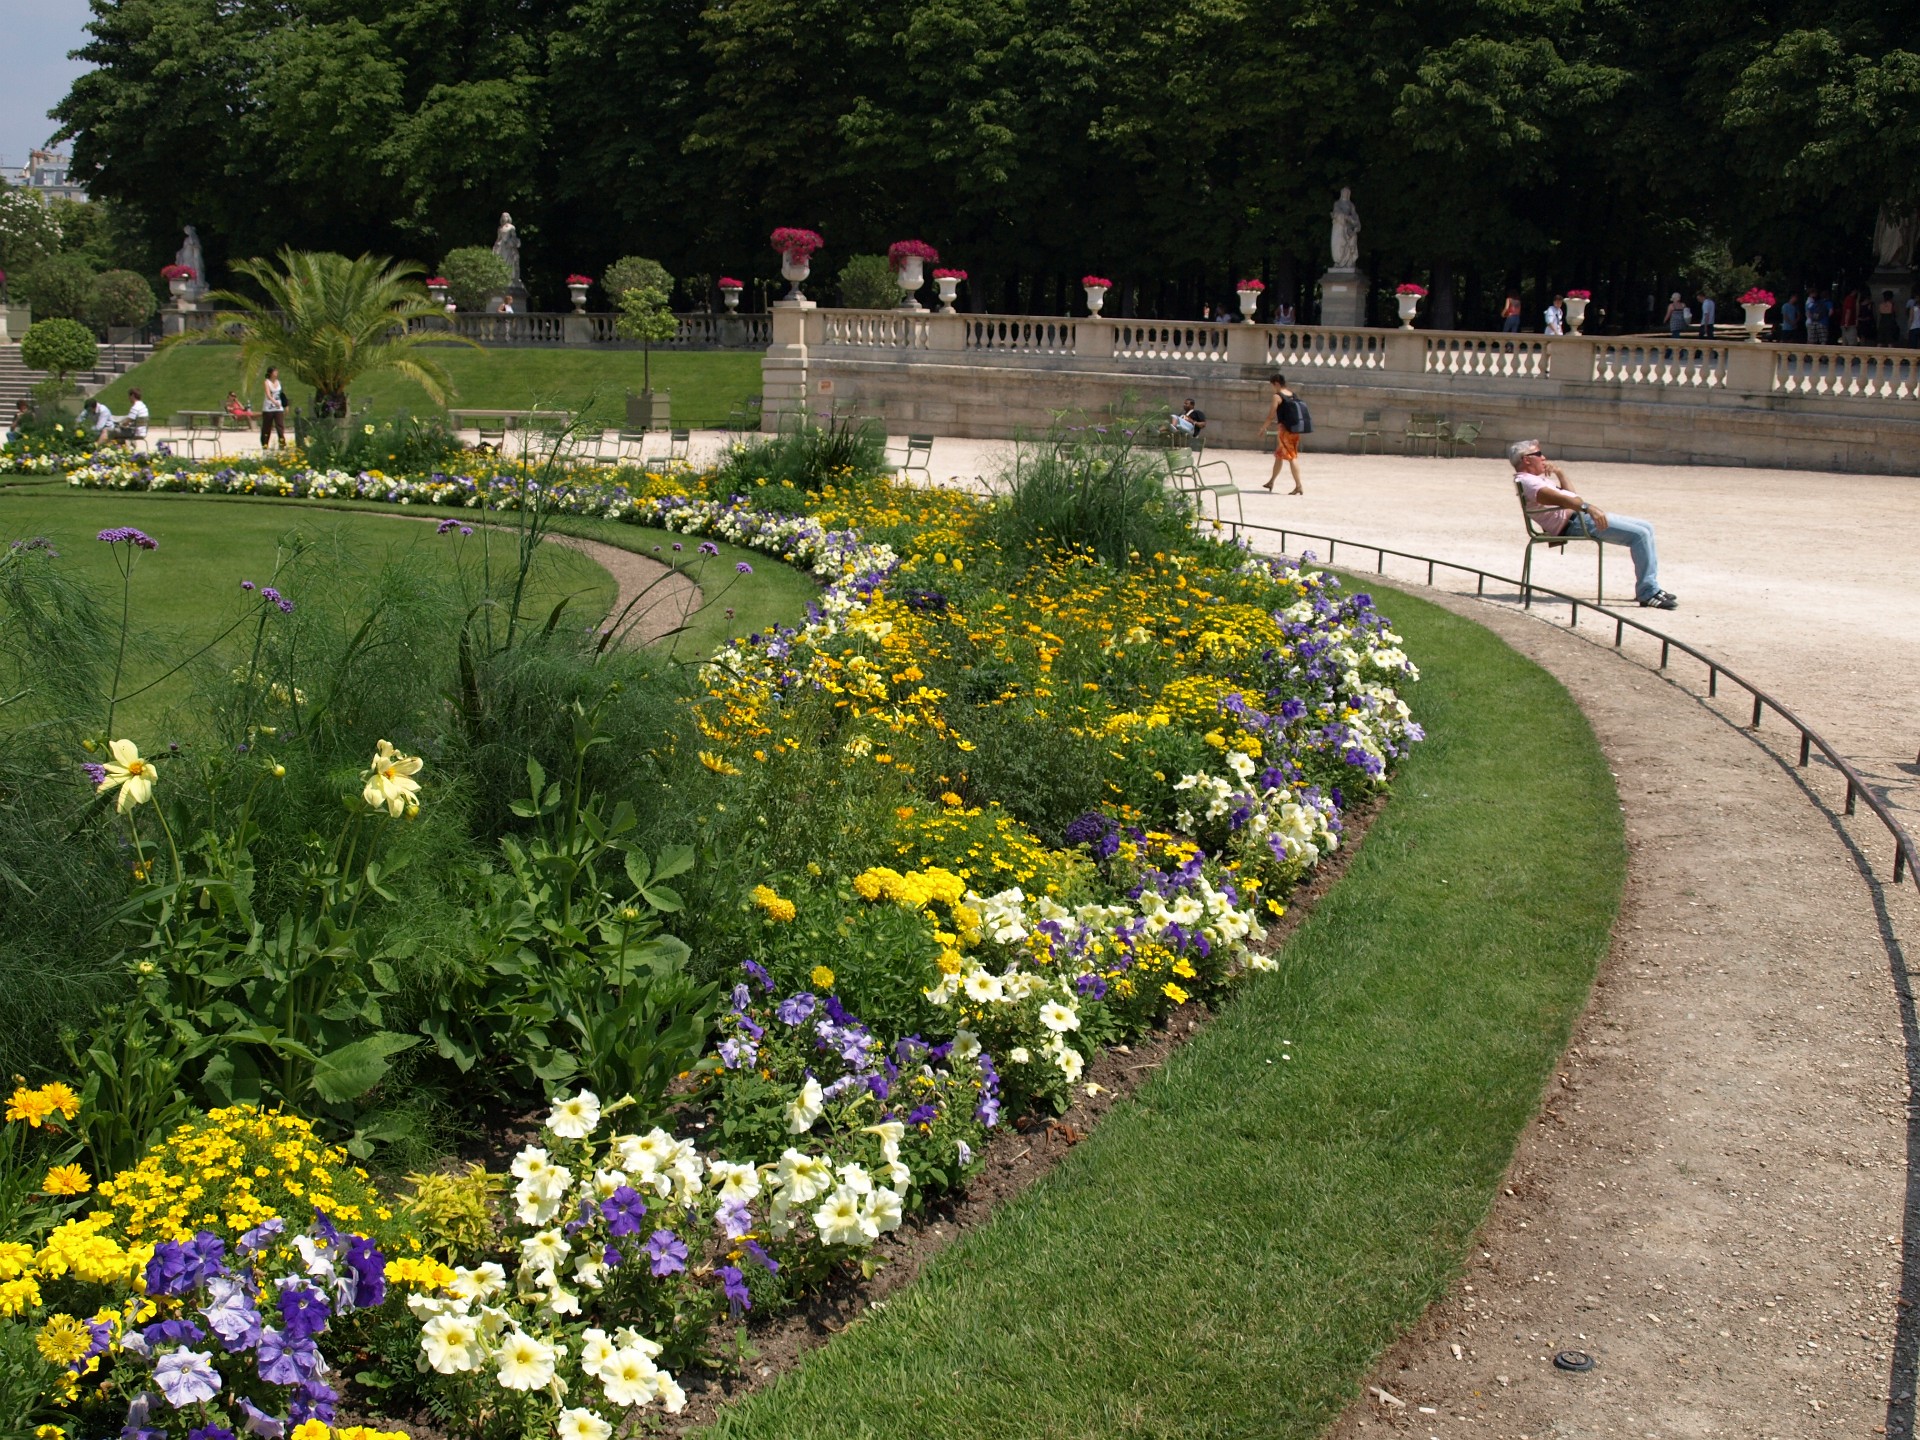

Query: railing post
(1227, 323), (1268, 370)
(1722, 341), (1775, 398)
(1383, 330), (1424, 376)
(762, 303), (815, 432)
(1079, 318), (1116, 360)
(926, 312), (965, 354)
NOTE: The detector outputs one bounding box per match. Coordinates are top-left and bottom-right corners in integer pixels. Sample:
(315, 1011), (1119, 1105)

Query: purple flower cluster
(97, 526), (158, 549)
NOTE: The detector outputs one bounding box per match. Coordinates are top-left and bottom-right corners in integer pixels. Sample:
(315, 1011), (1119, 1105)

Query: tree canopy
(47, 0), (1920, 325)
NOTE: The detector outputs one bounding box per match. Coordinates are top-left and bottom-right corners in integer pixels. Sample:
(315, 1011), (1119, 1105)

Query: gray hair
(1507, 439), (1542, 468)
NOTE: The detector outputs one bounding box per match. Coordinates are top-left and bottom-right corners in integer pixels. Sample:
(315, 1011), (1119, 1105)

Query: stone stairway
(0, 341), (153, 414)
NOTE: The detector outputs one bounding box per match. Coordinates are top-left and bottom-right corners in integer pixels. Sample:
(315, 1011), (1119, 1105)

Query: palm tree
(177, 249), (474, 417)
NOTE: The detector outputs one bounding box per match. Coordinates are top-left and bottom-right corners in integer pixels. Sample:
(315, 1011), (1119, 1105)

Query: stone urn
(567, 283), (589, 314)
(1236, 288), (1262, 323)
(1084, 284), (1109, 316)
(934, 275), (961, 313)
(1742, 302), (1769, 338)
(427, 282), (450, 309)
(1565, 295), (1589, 334)
(894, 256), (927, 312)
(1395, 292), (1422, 329)
(169, 276), (193, 306)
(720, 286), (743, 313)
(780, 253), (812, 303)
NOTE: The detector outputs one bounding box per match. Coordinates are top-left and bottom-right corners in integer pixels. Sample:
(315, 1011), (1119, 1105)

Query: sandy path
(545, 533), (702, 646)
(1314, 585), (1920, 1439)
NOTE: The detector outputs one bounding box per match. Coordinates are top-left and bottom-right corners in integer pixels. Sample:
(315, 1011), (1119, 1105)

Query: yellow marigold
(36, 1314), (92, 1367)
(0, 1242), (35, 1279)
(810, 965), (836, 989)
(940, 791), (964, 807)
(35, 1426), (66, 1440)
(42, 1164), (91, 1197)
(936, 948), (964, 975)
(292, 1421), (331, 1440)
(384, 1255), (458, 1292)
(0, 1275), (44, 1317)
(1170, 959), (1197, 980)
(750, 884), (796, 923)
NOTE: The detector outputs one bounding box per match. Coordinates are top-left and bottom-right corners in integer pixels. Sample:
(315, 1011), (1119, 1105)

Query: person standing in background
(260, 367), (287, 449)
(1696, 290), (1716, 339)
(1806, 289), (1832, 345)
(1260, 374), (1308, 496)
(1906, 292), (1920, 347)
(1543, 295), (1565, 335)
(1664, 292), (1687, 336)
(1501, 292), (1522, 333)
(1875, 290), (1898, 346)
(1779, 291), (1802, 343)
(1839, 288), (1860, 344)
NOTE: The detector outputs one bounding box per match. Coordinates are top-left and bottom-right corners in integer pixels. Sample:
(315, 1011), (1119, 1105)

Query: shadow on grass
(700, 579), (1625, 1440)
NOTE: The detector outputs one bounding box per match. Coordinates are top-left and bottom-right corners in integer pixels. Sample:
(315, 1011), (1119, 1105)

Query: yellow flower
(750, 884), (796, 922)
(39, 1083), (79, 1120)
(36, 1314), (92, 1366)
(1162, 982), (1190, 1005)
(98, 739), (158, 811)
(698, 749), (740, 776)
(6, 1088), (52, 1127)
(360, 739), (423, 817)
(42, 1164), (91, 1196)
(810, 965), (836, 989)
(35, 1426), (67, 1440)
(292, 1422), (332, 1440)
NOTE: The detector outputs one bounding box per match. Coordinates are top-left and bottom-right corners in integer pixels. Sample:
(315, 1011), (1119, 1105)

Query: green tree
(0, 191), (65, 279)
(835, 254), (897, 309)
(440, 246), (511, 311)
(614, 284), (677, 392)
(20, 318), (99, 402)
(181, 250), (473, 415)
(19, 256), (97, 324)
(603, 256), (674, 305)
(86, 269), (158, 330)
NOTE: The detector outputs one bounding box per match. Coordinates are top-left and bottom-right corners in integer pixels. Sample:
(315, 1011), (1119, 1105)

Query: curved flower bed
(13, 449), (1424, 1436)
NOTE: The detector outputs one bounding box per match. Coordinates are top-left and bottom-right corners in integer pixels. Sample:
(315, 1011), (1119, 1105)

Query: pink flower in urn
(161, 264), (197, 281)
(1565, 288), (1592, 299)
(933, 268), (968, 281)
(425, 276), (450, 287)
(1738, 287), (1776, 307)
(1236, 278), (1266, 292)
(1081, 275), (1113, 289)
(888, 239), (940, 267)
(771, 228), (824, 260)
(718, 277), (745, 289)
(565, 273), (594, 287)
(1394, 282), (1428, 297)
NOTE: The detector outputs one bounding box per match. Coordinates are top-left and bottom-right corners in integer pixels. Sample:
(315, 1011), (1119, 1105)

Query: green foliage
(0, 191), (66, 278)
(18, 255), (96, 324)
(85, 267), (157, 329)
(613, 283), (678, 392)
(298, 409), (464, 472)
(716, 414), (888, 494)
(603, 254), (673, 304)
(440, 245), (511, 311)
(984, 422), (1193, 570)
(835, 253), (898, 309)
(19, 318), (98, 383)
(182, 248), (474, 413)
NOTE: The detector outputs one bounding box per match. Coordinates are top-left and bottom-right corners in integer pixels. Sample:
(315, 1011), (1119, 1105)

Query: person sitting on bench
(1509, 438), (1676, 610)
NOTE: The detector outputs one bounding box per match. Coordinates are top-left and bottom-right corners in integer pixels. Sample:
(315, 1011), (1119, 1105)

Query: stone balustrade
(759, 306), (1920, 472)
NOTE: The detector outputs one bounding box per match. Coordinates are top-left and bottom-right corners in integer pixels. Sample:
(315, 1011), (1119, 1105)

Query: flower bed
(7, 439), (1423, 1436)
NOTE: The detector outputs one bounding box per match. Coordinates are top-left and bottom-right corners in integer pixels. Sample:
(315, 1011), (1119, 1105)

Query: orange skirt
(1273, 429), (1300, 461)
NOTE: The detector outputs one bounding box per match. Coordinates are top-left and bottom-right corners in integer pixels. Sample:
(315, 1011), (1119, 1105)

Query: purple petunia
(153, 1348), (222, 1407)
(189, 1427), (236, 1440)
(201, 1276), (263, 1352)
(743, 1238), (780, 1275)
(254, 1327), (318, 1385)
(342, 1234), (386, 1308)
(600, 1185), (648, 1239)
(718, 1263), (751, 1316)
(603, 1245), (622, 1268)
(776, 992), (816, 1026)
(906, 1103), (937, 1126)
(717, 1198), (753, 1240)
(142, 1317), (206, 1348)
(645, 1229), (688, 1276)
(276, 1278), (330, 1340)
(237, 1217), (284, 1253)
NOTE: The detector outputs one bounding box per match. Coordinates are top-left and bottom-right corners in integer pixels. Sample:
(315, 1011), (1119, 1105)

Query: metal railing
(1231, 518), (1918, 889)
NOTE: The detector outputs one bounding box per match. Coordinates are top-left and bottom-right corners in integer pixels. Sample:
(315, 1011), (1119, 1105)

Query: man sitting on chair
(1509, 439), (1676, 610)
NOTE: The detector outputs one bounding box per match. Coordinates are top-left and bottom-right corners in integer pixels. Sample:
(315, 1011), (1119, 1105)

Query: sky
(2, 0), (93, 169)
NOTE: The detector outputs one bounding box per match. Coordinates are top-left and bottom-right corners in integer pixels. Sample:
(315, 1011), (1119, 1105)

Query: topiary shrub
(836, 253), (897, 309)
(439, 246), (511, 311)
(19, 254), (96, 323)
(604, 255), (673, 305)
(85, 268), (157, 330)
(19, 317), (98, 401)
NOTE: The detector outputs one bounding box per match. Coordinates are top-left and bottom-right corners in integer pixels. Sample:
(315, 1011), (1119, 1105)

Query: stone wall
(760, 307), (1920, 474)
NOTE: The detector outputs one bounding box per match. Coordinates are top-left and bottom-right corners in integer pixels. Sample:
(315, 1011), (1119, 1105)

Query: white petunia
(494, 1330), (559, 1390)
(654, 1370), (688, 1413)
(813, 1185), (877, 1246)
(448, 1262), (507, 1304)
(600, 1346), (662, 1406)
(509, 1145), (552, 1180)
(1009, 1047), (1030, 1064)
(556, 1408), (613, 1440)
(1038, 1000), (1080, 1033)
(835, 1160), (873, 1195)
(787, 1075), (825, 1134)
(578, 1327), (618, 1380)
(612, 1128), (676, 1174)
(862, 1121), (906, 1163)
(1057, 1047), (1085, 1083)
(709, 1159), (762, 1203)
(949, 1029), (982, 1061)
(863, 1186), (904, 1234)
(962, 969), (1004, 1003)
(774, 1148), (834, 1203)
(421, 1311), (487, 1374)
(547, 1089), (602, 1140)
(1225, 750), (1256, 780)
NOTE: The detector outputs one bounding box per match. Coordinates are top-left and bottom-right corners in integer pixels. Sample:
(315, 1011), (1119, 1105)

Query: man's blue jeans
(1565, 512), (1662, 601)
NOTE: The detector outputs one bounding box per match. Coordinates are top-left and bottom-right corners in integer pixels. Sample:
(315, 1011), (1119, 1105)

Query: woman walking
(260, 367), (286, 449)
(1663, 292), (1687, 337)
(1261, 374), (1306, 495)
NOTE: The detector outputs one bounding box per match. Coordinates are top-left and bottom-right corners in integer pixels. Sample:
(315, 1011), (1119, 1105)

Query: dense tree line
(42, 0), (1920, 327)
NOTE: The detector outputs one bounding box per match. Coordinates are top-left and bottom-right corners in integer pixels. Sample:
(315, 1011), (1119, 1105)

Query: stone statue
(1330, 187), (1361, 269)
(492, 212), (522, 285)
(175, 226), (206, 282)
(1872, 205), (1916, 270)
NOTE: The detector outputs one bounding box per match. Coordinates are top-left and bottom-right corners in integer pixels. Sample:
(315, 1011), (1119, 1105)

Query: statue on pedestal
(1330, 187), (1361, 270)
(175, 226), (209, 300)
(492, 212), (523, 286)
(1873, 205), (1916, 271)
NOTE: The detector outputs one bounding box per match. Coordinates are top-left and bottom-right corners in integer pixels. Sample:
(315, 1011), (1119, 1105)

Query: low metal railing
(1232, 519), (1918, 890)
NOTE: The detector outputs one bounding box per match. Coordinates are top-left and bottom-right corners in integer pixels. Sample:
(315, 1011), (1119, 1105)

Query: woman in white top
(260, 367), (286, 448)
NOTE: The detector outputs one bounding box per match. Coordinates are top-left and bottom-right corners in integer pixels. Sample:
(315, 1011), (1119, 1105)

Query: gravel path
(545, 533), (701, 646)
(1314, 584), (1920, 1439)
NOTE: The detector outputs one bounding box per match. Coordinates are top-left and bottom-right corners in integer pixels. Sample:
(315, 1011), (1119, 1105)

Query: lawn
(702, 577), (1625, 1440)
(91, 344), (764, 430)
(0, 493), (618, 730)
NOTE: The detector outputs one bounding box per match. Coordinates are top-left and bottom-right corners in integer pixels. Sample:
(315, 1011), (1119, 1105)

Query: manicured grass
(0, 493), (616, 727)
(92, 345), (763, 430)
(703, 580), (1624, 1440)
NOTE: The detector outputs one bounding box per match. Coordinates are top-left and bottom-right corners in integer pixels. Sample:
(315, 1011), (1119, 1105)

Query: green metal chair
(1441, 419), (1483, 458)
(1403, 411), (1445, 456)
(1346, 409), (1385, 454)
(1517, 478), (1605, 605)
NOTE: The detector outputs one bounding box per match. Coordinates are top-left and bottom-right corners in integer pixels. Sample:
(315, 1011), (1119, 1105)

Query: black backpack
(1280, 395), (1313, 435)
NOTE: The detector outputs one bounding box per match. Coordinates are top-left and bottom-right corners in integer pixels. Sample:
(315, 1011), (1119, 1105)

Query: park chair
(1346, 409), (1385, 454)
(667, 429), (691, 464)
(1403, 411), (1445, 456)
(725, 395), (764, 433)
(1441, 419), (1483, 458)
(613, 430), (651, 463)
(1517, 477), (1605, 605)
(1165, 437), (1244, 533)
(892, 433), (934, 484)
(472, 415), (509, 450)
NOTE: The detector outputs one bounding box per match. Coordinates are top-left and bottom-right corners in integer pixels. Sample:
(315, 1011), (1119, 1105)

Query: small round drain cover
(1553, 1350), (1595, 1372)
